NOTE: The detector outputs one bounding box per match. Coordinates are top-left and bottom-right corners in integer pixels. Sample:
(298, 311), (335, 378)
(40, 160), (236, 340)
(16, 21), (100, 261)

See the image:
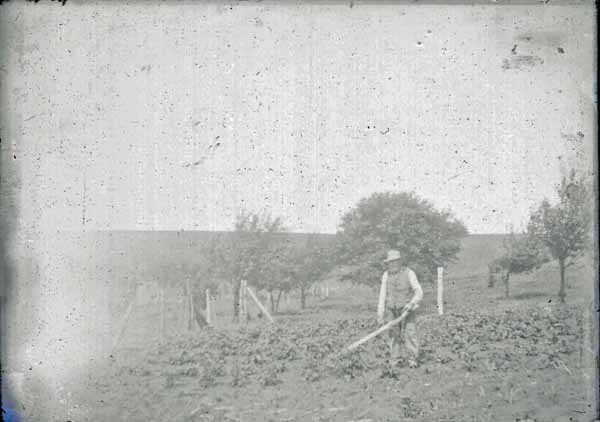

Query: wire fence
(114, 270), (499, 350)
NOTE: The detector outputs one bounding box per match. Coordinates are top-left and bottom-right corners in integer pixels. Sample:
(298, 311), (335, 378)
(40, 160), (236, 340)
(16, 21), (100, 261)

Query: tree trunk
(300, 286), (307, 309)
(193, 290), (207, 327)
(232, 279), (241, 321)
(275, 290), (282, 313)
(187, 280), (193, 330)
(270, 291), (275, 314)
(558, 258), (566, 303)
(503, 271), (510, 298)
(488, 268), (495, 288)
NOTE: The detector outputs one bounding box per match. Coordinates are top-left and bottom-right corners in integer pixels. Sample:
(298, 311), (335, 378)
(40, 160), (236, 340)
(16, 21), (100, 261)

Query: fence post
(238, 280), (243, 323)
(246, 285), (275, 323)
(437, 267), (444, 315)
(160, 286), (166, 342)
(186, 278), (194, 330)
(239, 280), (247, 323)
(206, 288), (211, 326)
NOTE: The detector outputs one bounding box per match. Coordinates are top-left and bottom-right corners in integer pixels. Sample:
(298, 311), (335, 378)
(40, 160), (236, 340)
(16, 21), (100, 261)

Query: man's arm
(405, 269), (423, 311)
(376, 271), (388, 323)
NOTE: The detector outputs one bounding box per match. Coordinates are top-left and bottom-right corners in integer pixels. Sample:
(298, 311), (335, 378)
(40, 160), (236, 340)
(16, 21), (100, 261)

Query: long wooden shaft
(205, 289), (211, 325)
(437, 267), (444, 315)
(160, 287), (165, 342)
(346, 309), (410, 352)
(238, 280), (244, 322)
(239, 280), (247, 323)
(246, 286), (275, 323)
(186, 278), (193, 330)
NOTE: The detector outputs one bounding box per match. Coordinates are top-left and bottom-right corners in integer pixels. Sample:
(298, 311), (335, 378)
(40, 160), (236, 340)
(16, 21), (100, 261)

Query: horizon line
(82, 229), (511, 236)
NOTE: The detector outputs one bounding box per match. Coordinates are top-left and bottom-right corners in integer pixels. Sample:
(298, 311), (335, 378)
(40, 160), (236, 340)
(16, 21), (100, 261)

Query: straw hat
(384, 249), (402, 263)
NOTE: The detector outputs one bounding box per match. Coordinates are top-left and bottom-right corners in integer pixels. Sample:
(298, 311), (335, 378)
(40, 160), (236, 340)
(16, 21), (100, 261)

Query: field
(68, 236), (597, 422)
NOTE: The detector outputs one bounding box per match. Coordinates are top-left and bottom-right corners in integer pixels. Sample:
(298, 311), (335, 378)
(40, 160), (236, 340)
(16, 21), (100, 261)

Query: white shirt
(377, 267), (423, 321)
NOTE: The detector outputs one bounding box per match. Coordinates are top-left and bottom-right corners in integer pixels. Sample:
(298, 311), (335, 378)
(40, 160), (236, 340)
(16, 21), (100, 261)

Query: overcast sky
(2, 2), (596, 234)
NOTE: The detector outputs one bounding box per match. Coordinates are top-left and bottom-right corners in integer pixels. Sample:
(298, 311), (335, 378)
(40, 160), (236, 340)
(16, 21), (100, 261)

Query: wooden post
(437, 267), (444, 315)
(160, 287), (166, 342)
(238, 281), (244, 322)
(205, 288), (211, 325)
(325, 281), (329, 298)
(246, 286), (275, 323)
(243, 281), (248, 321)
(186, 279), (194, 330)
(239, 280), (247, 323)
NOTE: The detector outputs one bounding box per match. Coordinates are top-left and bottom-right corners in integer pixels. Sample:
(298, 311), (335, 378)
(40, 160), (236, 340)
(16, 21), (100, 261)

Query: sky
(2, 2), (596, 235)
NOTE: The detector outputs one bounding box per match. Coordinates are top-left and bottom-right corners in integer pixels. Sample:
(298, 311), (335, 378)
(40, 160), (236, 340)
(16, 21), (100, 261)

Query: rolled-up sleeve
(407, 269), (423, 309)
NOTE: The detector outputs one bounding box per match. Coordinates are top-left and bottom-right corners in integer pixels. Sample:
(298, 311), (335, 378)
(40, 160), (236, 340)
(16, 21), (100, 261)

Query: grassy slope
(445, 234), (507, 276)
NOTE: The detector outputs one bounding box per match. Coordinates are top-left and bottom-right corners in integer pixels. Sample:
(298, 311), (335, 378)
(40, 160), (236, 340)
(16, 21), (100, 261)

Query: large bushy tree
(527, 170), (593, 303)
(336, 191), (468, 286)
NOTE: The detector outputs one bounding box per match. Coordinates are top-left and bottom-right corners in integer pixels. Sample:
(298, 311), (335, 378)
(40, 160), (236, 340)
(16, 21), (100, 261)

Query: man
(377, 249), (423, 368)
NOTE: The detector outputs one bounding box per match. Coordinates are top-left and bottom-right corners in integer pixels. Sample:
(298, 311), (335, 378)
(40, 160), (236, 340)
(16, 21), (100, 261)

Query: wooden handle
(246, 286), (275, 323)
(346, 309), (409, 352)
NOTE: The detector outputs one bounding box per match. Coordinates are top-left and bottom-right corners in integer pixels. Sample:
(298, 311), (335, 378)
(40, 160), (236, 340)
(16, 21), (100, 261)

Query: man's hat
(384, 249), (402, 263)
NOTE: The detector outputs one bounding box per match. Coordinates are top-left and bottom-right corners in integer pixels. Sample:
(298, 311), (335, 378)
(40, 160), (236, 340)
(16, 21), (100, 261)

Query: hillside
(94, 231), (504, 274)
(82, 231), (509, 320)
(445, 233), (507, 278)
(88, 231), (506, 293)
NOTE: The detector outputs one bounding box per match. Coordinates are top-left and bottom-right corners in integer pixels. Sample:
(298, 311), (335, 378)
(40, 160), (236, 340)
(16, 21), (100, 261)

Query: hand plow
(344, 308), (410, 353)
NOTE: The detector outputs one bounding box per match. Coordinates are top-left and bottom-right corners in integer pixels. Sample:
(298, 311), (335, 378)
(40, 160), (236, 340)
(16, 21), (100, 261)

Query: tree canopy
(527, 169), (593, 302)
(336, 191), (468, 286)
(489, 232), (549, 297)
(212, 211), (290, 317)
(286, 235), (337, 308)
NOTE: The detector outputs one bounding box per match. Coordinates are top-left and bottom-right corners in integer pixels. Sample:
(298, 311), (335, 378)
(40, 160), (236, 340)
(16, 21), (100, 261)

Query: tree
(288, 236), (336, 309)
(336, 191), (468, 286)
(489, 232), (549, 298)
(253, 238), (295, 314)
(528, 170), (593, 303)
(215, 211), (288, 320)
(185, 243), (225, 328)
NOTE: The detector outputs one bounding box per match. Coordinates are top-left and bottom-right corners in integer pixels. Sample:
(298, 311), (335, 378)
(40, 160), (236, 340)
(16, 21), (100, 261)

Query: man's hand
(378, 308), (393, 325)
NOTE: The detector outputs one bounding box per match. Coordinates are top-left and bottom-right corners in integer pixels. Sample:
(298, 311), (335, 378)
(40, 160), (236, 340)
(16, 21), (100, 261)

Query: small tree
(336, 191), (467, 286)
(253, 239), (295, 314)
(489, 232), (549, 298)
(215, 211), (288, 320)
(528, 170), (593, 303)
(288, 236), (336, 309)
